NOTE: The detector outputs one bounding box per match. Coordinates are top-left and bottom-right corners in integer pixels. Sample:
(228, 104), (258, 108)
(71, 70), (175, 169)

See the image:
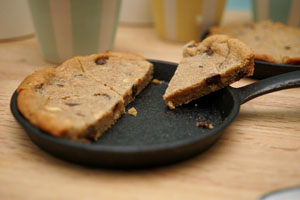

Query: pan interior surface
(96, 82), (224, 146)
(91, 60), (236, 147)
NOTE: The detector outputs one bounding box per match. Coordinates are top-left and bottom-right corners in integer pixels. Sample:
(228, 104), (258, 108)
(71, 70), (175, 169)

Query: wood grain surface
(0, 11), (300, 200)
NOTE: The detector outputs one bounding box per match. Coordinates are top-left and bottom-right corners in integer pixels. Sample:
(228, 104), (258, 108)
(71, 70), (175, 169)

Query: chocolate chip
(65, 102), (80, 107)
(93, 93), (111, 99)
(196, 122), (213, 129)
(36, 83), (44, 89)
(198, 65), (203, 68)
(235, 71), (248, 81)
(187, 44), (197, 48)
(132, 84), (138, 98)
(85, 126), (97, 141)
(96, 58), (106, 65)
(196, 122), (208, 128)
(95, 56), (108, 65)
(205, 48), (213, 56)
(205, 73), (221, 85)
(56, 84), (64, 87)
(285, 46), (291, 50)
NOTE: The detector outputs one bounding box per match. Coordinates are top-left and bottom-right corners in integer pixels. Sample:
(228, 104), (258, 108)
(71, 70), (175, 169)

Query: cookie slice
(17, 67), (124, 141)
(17, 52), (153, 141)
(77, 51), (153, 105)
(163, 35), (255, 109)
(209, 21), (300, 64)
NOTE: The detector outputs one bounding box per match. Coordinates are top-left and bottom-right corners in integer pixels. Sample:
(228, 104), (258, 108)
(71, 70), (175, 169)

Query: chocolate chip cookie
(209, 21), (300, 64)
(17, 52), (153, 141)
(163, 35), (255, 109)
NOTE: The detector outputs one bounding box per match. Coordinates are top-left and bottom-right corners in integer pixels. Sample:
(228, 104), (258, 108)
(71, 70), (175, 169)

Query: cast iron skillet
(10, 60), (300, 168)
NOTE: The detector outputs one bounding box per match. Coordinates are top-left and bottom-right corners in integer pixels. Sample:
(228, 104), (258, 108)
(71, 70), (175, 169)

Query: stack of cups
(28, 0), (122, 63)
(152, 0), (227, 42)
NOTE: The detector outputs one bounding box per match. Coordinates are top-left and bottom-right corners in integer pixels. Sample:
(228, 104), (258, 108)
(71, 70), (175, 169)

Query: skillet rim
(254, 59), (300, 68)
(253, 60), (300, 79)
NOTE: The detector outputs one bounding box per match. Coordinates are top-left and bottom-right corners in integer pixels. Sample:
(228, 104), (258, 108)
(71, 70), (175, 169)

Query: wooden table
(1, 11), (300, 200)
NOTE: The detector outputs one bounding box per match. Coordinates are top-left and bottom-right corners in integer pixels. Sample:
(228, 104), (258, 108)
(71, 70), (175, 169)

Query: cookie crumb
(194, 104), (198, 107)
(128, 107), (137, 116)
(196, 122), (214, 129)
(152, 79), (163, 85)
(167, 101), (175, 110)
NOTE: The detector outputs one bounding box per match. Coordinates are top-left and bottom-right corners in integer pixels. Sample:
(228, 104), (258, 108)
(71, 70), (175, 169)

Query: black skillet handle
(233, 71), (300, 105)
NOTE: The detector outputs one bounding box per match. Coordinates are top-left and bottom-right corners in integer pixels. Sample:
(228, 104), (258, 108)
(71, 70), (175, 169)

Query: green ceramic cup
(28, 0), (122, 63)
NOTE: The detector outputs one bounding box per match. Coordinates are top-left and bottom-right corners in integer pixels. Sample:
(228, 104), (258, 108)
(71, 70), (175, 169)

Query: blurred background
(1, 0), (298, 63)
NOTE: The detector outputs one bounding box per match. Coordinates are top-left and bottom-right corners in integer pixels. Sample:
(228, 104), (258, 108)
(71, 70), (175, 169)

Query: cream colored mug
(152, 0), (227, 42)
